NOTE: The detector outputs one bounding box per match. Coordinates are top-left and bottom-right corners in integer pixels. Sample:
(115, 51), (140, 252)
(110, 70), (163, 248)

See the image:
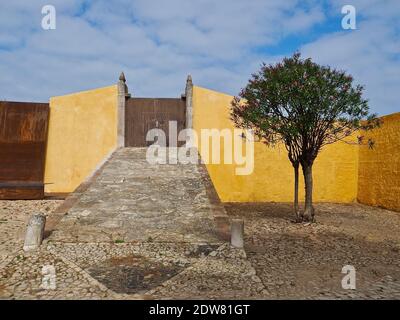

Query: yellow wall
(193, 86), (359, 203)
(44, 85), (118, 193)
(358, 113), (400, 211)
(42, 82), (399, 211)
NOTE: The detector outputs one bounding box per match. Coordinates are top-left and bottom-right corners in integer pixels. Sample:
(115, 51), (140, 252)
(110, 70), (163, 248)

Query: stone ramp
(49, 148), (228, 244)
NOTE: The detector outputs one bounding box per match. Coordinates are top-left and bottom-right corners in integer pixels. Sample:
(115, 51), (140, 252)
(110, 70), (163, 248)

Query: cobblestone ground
(0, 148), (399, 299)
(1, 200), (399, 299)
(225, 202), (400, 299)
(0, 199), (257, 299)
(0, 200), (61, 269)
(1, 148), (258, 299)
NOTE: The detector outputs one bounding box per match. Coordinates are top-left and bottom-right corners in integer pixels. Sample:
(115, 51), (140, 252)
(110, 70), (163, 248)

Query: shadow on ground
(224, 202), (400, 299)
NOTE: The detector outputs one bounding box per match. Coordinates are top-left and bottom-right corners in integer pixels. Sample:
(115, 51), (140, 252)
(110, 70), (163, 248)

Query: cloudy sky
(0, 0), (399, 115)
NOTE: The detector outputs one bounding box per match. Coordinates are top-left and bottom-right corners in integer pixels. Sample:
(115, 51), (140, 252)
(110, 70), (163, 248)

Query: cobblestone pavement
(225, 202), (400, 299)
(0, 200), (61, 270)
(0, 148), (399, 299)
(2, 200), (399, 299)
(2, 148), (251, 299)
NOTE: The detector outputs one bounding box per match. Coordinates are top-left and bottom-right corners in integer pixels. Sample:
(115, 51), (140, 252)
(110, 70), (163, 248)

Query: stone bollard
(231, 219), (244, 248)
(23, 213), (46, 251)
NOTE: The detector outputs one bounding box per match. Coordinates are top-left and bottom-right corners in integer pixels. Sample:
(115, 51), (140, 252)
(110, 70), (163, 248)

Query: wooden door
(125, 98), (186, 147)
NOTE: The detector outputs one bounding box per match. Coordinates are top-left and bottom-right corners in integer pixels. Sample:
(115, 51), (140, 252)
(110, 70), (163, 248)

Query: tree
(231, 53), (379, 222)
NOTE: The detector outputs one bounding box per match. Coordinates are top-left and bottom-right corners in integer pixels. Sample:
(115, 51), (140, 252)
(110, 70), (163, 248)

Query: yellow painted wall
(44, 85), (118, 193)
(193, 86), (359, 203)
(358, 113), (400, 211)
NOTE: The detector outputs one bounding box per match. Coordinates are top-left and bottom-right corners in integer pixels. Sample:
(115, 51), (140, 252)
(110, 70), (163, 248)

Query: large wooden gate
(125, 98), (186, 147)
(0, 101), (49, 199)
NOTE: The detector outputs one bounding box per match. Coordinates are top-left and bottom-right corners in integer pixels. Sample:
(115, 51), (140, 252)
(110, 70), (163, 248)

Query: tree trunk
(293, 163), (300, 222)
(302, 163), (315, 222)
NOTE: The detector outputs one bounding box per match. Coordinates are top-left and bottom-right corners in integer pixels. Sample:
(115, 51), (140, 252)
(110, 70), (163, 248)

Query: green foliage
(231, 52), (379, 166)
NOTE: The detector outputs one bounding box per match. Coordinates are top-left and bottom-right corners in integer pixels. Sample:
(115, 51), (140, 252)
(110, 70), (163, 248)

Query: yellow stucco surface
(42, 82), (398, 210)
(193, 86), (359, 203)
(358, 113), (400, 211)
(44, 85), (118, 193)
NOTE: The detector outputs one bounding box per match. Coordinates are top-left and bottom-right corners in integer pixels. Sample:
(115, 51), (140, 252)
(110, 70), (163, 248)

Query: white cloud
(301, 1), (400, 115)
(0, 0), (398, 115)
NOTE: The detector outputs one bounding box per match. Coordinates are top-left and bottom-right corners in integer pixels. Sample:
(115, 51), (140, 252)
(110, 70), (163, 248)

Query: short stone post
(23, 213), (46, 251)
(231, 219), (244, 248)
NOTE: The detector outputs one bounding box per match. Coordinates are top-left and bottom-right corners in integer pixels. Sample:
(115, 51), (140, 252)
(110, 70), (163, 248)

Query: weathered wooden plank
(125, 98), (186, 147)
(0, 185), (44, 200)
(0, 101), (49, 199)
(0, 142), (46, 181)
(0, 101), (49, 142)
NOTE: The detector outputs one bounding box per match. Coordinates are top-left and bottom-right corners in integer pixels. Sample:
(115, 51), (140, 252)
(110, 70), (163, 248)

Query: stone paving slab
(49, 148), (226, 244)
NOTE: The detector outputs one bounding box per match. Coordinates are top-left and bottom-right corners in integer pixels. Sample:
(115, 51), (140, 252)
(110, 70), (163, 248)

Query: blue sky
(0, 0), (399, 115)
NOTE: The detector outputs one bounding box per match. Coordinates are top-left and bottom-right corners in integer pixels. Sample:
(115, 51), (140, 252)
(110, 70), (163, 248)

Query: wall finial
(186, 74), (192, 84)
(119, 72), (126, 82)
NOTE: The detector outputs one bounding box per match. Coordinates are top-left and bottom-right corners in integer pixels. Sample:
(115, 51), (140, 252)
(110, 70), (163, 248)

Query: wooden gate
(0, 101), (49, 199)
(125, 98), (186, 147)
